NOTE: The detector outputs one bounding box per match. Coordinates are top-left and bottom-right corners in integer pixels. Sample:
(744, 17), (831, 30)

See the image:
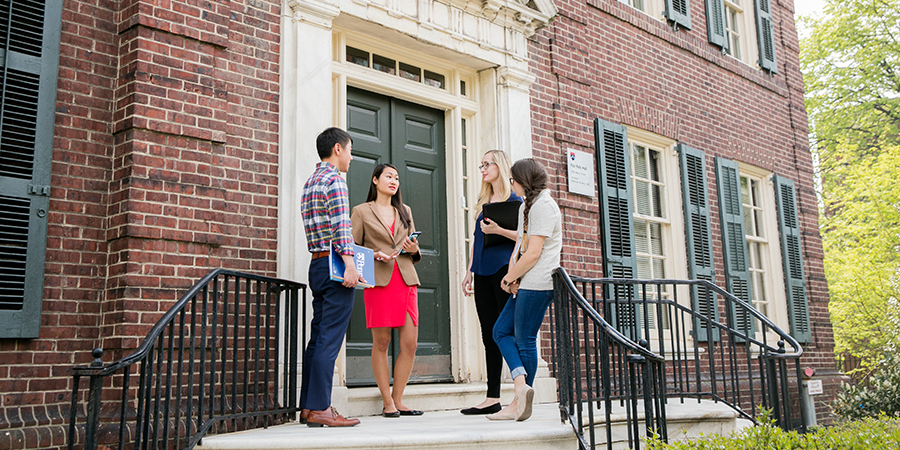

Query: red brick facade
(530, 0), (838, 423)
(0, 0), (837, 448)
(1, 0), (281, 447)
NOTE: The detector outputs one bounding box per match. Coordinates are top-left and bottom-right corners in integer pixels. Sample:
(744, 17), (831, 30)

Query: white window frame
(626, 128), (689, 334)
(737, 164), (790, 337)
(620, 0), (666, 22)
(723, 0), (759, 67)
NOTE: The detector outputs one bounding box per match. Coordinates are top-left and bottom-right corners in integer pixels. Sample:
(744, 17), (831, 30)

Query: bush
(833, 356), (900, 420)
(645, 415), (900, 449)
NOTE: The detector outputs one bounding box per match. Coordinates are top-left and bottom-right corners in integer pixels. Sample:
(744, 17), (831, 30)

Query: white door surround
(277, 0), (557, 405)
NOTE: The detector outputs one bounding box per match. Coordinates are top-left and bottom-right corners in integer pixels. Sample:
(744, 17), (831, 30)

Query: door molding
(334, 44), (473, 385)
(278, 5), (540, 393)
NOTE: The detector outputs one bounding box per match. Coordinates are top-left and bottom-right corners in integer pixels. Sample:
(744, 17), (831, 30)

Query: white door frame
(278, 0), (555, 398)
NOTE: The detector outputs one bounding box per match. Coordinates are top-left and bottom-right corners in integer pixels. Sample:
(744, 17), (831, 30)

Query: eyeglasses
(478, 162), (497, 170)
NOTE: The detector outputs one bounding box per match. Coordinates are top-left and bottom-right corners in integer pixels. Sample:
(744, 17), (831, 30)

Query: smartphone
(400, 231), (422, 254)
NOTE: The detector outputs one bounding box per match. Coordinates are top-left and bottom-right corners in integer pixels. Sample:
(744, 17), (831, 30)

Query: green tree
(799, 0), (900, 373)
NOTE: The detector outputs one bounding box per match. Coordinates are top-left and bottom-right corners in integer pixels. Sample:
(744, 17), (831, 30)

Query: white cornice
(481, 0), (556, 37)
(497, 65), (535, 92)
(288, 0), (341, 27)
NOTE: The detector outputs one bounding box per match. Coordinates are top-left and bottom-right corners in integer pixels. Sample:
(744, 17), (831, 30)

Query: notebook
(329, 243), (375, 289)
(482, 200), (521, 248)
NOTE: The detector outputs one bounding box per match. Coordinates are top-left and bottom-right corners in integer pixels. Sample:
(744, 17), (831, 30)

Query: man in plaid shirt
(299, 127), (363, 427)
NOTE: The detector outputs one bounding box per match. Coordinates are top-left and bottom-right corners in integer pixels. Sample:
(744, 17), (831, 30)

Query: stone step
(573, 398), (745, 449)
(197, 402), (578, 450)
(197, 397), (747, 450)
(334, 380), (557, 417)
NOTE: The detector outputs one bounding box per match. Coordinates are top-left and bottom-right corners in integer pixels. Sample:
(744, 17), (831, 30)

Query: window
(723, 0), (759, 66)
(626, 130), (688, 330)
(345, 46), (447, 90)
(624, 0), (646, 11)
(632, 144), (671, 328)
(632, 144), (666, 282)
(739, 166), (790, 334)
(741, 175), (768, 316)
(706, 0), (763, 68)
(621, 0), (665, 22)
(724, 0), (742, 60)
(595, 121), (688, 341)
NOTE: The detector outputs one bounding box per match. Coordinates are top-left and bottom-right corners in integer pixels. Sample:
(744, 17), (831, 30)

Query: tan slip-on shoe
(515, 386), (534, 421)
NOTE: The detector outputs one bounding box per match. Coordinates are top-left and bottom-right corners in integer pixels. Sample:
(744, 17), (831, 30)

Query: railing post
(83, 348), (104, 450)
(626, 352), (644, 450)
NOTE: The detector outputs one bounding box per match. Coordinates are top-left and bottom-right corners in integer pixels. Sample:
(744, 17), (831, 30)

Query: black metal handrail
(551, 267), (806, 450)
(67, 269), (307, 450)
(552, 268), (668, 450)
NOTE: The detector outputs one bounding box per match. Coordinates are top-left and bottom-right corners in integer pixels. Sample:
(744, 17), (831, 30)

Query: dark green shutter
(705, 0), (728, 49)
(0, 0), (63, 338)
(754, 0), (777, 72)
(714, 157), (755, 338)
(665, 0), (692, 30)
(594, 118), (639, 338)
(773, 175), (811, 343)
(678, 145), (719, 342)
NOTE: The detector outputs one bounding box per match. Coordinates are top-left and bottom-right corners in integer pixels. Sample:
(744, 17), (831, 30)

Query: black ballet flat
(383, 408), (400, 418)
(460, 403), (501, 415)
(398, 409), (424, 416)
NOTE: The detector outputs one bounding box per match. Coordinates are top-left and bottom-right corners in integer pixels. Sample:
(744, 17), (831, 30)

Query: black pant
(473, 265), (510, 398)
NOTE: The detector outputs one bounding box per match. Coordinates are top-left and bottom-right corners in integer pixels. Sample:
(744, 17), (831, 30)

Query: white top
(516, 189), (562, 291)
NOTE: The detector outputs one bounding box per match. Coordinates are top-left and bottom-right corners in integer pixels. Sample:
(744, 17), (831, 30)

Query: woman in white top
(488, 158), (562, 422)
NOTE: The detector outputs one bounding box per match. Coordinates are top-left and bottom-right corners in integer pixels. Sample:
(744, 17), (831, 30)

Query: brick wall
(0, 0), (841, 446)
(532, 0), (837, 422)
(0, 0), (281, 448)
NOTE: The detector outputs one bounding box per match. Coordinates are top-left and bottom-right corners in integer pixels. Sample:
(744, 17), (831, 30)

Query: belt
(311, 251), (329, 260)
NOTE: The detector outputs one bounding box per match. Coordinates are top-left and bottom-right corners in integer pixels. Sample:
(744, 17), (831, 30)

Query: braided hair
(510, 158), (548, 233)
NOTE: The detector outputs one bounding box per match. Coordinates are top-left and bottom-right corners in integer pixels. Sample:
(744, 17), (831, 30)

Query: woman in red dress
(350, 163), (423, 417)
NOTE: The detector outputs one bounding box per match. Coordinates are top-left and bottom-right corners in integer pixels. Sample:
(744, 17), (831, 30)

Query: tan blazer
(350, 202), (421, 287)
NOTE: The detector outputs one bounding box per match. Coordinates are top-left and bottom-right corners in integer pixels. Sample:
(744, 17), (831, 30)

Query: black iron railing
(67, 269), (307, 450)
(552, 268), (668, 450)
(551, 267), (805, 450)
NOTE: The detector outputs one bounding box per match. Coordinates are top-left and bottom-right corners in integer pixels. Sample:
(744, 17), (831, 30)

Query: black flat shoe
(383, 408), (400, 418)
(460, 403), (501, 415)
(398, 409), (424, 416)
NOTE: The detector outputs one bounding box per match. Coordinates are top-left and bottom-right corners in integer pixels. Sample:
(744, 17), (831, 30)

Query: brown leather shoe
(299, 409), (310, 424)
(307, 407), (360, 427)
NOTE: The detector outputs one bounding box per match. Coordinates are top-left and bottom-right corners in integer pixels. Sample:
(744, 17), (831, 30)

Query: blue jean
(492, 289), (553, 387)
(299, 257), (355, 411)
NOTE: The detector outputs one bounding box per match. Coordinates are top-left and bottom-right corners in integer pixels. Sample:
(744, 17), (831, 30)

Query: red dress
(364, 221), (419, 328)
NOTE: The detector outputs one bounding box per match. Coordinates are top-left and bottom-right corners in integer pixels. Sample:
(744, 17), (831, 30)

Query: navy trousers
(299, 257), (355, 411)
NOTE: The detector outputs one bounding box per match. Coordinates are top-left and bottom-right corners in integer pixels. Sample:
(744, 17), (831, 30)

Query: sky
(794, 0), (827, 19)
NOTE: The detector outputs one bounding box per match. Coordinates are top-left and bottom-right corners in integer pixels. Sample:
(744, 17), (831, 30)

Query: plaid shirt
(301, 162), (354, 256)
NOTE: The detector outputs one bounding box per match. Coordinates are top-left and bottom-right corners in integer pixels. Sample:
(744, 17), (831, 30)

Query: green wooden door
(344, 87), (451, 386)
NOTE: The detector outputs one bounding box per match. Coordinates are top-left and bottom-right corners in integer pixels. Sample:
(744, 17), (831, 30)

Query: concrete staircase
(197, 384), (752, 450)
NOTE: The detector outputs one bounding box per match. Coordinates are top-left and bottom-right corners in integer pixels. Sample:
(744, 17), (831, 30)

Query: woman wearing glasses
(460, 150), (522, 415)
(488, 158), (561, 422)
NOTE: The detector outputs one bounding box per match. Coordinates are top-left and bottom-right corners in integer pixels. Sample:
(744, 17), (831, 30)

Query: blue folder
(329, 243), (375, 289)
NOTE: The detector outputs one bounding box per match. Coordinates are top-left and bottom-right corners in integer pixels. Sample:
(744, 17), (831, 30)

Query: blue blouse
(470, 193), (523, 276)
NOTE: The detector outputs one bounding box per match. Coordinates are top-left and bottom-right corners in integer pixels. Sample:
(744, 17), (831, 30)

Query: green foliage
(799, 0), (900, 372)
(645, 416), (900, 449)
(819, 144), (900, 369)
(800, 0), (900, 160)
(833, 356), (900, 420)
